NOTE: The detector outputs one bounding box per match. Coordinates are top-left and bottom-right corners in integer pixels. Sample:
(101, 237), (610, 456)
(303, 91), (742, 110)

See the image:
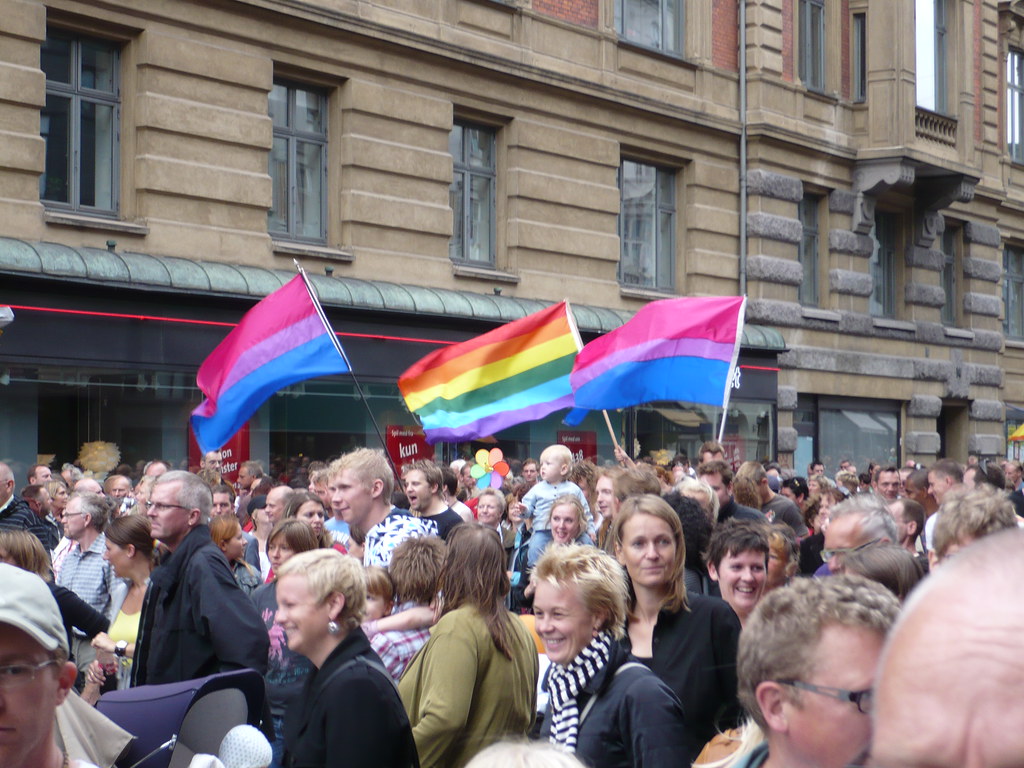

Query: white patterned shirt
(363, 508), (436, 568)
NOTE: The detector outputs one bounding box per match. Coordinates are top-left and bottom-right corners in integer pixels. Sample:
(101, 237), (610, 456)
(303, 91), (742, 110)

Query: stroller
(96, 669), (266, 768)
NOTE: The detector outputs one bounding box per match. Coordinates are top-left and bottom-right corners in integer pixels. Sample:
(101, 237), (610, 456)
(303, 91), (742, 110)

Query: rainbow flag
(190, 275), (349, 453)
(399, 302), (580, 444)
(570, 296), (746, 411)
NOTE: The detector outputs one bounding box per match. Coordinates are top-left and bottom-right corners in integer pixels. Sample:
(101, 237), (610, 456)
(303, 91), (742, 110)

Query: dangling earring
(327, 620), (339, 635)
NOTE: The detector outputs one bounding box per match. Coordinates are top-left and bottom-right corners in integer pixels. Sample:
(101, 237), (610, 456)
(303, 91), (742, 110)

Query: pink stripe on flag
(572, 336), (734, 388)
(218, 313), (332, 394)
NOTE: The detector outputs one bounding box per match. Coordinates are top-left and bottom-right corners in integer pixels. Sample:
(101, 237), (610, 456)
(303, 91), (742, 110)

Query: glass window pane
(79, 100), (116, 210)
(467, 174), (493, 262)
(268, 136), (289, 233)
(466, 128), (494, 169)
(41, 35), (72, 84)
(41, 94), (71, 203)
(449, 124), (463, 163)
(269, 84), (289, 129)
(449, 172), (464, 260)
(293, 89), (324, 134)
(81, 40), (117, 93)
(657, 208), (673, 290)
(295, 141), (324, 239)
(620, 161), (657, 286)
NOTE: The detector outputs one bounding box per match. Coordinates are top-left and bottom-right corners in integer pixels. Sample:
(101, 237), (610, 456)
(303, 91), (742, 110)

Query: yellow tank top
(109, 609), (141, 645)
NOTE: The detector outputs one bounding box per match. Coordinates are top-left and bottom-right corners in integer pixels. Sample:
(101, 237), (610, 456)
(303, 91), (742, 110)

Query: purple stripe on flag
(218, 312), (325, 395)
(423, 393), (576, 444)
(571, 336), (734, 389)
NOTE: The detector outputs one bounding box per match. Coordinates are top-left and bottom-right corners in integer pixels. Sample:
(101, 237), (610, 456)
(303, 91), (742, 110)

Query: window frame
(1008, 49), (1024, 163)
(268, 79), (329, 244)
(915, 0), (950, 114)
(617, 159), (676, 292)
(1005, 245), (1024, 339)
(852, 12), (867, 103)
(40, 29), (121, 216)
(798, 195), (821, 307)
(869, 212), (898, 319)
(798, 0), (826, 93)
(615, 0), (685, 58)
(449, 121), (497, 266)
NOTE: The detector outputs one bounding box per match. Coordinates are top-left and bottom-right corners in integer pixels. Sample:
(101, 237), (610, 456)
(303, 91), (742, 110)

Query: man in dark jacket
(0, 461), (58, 548)
(133, 470), (268, 686)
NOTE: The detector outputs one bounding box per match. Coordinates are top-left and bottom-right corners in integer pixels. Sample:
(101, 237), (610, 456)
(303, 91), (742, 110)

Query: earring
(327, 620), (339, 635)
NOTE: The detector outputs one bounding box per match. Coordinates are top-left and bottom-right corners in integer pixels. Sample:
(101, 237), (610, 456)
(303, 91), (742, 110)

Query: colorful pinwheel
(470, 448), (510, 489)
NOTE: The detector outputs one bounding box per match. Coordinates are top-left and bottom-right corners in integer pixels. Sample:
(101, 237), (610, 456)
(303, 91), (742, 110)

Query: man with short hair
(103, 474), (134, 516)
(57, 492), (115, 673)
(201, 450), (222, 474)
(27, 463), (52, 485)
(734, 575), (900, 768)
(328, 449), (431, 568)
(234, 460), (263, 523)
(736, 461), (808, 536)
(923, 458), (963, 551)
(873, 466), (901, 503)
(820, 494), (896, 574)
(142, 459), (169, 478)
(699, 440), (726, 465)
(888, 497), (924, 556)
(520, 458), (539, 485)
(873, 530), (1024, 768)
(698, 460), (764, 523)
(20, 484), (60, 551)
(807, 460), (825, 477)
(264, 484), (294, 527)
(74, 477), (103, 495)
(928, 485), (1019, 569)
(133, 471), (267, 685)
(0, 563), (96, 768)
(0, 462), (55, 547)
(440, 465), (474, 522)
(403, 461), (464, 540)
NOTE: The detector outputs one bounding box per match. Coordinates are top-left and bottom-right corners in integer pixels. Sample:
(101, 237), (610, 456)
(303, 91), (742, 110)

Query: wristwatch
(114, 640), (128, 658)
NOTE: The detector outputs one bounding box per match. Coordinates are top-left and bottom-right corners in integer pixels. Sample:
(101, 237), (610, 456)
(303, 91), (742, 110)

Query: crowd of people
(0, 441), (1022, 768)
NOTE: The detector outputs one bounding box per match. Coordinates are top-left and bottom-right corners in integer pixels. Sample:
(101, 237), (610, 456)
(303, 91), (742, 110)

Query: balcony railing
(915, 108), (957, 146)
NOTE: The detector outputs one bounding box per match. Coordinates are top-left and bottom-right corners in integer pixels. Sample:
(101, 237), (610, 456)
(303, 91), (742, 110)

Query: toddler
(519, 444), (593, 566)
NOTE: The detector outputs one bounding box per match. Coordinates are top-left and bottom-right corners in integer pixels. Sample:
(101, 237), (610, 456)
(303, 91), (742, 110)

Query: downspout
(739, 0), (748, 296)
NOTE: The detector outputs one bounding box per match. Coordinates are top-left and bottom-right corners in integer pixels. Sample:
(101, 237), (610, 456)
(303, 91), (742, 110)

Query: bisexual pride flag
(570, 296), (746, 412)
(190, 274), (349, 453)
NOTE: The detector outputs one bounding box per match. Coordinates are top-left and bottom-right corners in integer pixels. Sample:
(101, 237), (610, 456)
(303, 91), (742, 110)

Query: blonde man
(929, 484), (1018, 569)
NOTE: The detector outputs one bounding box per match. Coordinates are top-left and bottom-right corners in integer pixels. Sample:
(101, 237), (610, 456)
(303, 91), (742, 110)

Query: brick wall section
(713, 0), (738, 71)
(533, 0), (598, 28)
(975, 0), (983, 142)
(781, 0), (793, 82)
(840, 0), (850, 100)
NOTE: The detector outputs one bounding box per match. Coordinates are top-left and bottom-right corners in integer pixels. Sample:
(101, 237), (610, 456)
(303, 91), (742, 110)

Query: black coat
(133, 525), (268, 685)
(621, 594), (742, 762)
(540, 642), (697, 768)
(0, 495), (56, 549)
(283, 628), (418, 768)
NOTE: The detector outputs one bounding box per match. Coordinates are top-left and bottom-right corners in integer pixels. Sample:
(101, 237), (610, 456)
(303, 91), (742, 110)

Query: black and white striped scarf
(547, 631), (613, 752)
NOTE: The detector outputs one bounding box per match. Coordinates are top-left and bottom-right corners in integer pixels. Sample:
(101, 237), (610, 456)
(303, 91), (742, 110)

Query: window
(798, 196), (820, 306)
(916, 0), (949, 112)
(449, 123), (496, 265)
(618, 160), (674, 291)
(853, 13), (867, 102)
(940, 228), (957, 325)
(1008, 50), (1024, 162)
(1006, 246), (1024, 338)
(616, 0), (683, 57)
(40, 30), (119, 214)
(268, 81), (327, 242)
(869, 213), (897, 318)
(799, 0), (825, 92)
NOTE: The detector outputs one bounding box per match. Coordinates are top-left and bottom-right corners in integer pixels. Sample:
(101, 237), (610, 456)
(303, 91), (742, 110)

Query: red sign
(387, 425), (434, 472)
(557, 430), (598, 463)
(188, 423), (249, 485)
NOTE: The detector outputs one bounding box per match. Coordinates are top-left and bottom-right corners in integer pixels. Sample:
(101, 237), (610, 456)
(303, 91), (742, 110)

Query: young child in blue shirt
(519, 444), (594, 566)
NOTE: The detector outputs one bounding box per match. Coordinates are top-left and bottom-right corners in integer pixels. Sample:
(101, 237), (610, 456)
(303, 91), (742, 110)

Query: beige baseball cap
(0, 562), (68, 655)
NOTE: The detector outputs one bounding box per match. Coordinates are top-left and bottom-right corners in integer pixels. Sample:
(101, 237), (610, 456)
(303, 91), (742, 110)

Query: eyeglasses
(145, 502), (193, 514)
(0, 659), (60, 690)
(776, 679), (873, 714)
(821, 538), (880, 563)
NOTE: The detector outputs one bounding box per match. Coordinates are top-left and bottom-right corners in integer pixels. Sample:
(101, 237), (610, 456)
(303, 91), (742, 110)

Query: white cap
(0, 563), (68, 655)
(218, 725), (272, 768)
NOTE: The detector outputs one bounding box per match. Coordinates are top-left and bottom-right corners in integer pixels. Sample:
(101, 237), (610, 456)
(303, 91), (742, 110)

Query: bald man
(872, 529), (1024, 768)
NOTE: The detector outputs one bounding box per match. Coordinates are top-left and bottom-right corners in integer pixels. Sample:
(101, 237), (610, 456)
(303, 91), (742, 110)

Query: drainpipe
(739, 0), (748, 296)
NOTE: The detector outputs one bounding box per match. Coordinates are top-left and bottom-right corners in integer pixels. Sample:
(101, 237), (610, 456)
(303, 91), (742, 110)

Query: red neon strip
(6, 304), (456, 346)
(740, 364), (781, 372)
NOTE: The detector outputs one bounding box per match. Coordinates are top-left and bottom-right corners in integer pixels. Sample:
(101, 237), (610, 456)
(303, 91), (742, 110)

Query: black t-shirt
(422, 508), (464, 540)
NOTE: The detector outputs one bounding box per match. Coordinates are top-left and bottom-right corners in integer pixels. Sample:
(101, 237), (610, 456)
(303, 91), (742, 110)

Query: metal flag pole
(717, 296), (748, 444)
(293, 261), (400, 481)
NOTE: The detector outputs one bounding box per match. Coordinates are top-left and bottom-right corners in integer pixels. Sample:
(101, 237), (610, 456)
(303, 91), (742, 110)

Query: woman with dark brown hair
(399, 524), (538, 768)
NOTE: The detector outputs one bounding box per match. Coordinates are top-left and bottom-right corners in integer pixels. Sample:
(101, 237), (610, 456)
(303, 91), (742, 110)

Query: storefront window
(634, 399), (774, 467)
(818, 398), (900, 472)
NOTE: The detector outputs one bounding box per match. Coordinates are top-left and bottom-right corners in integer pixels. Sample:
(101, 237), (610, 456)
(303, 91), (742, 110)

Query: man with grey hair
(872, 529), (1024, 768)
(133, 470), (267, 685)
(820, 494), (897, 574)
(57, 492), (115, 673)
(734, 575), (900, 768)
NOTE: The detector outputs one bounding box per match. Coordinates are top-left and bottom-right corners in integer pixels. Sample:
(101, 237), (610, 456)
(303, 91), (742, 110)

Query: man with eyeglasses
(873, 529), (1024, 768)
(733, 575), (900, 768)
(819, 494), (897, 575)
(132, 470), (268, 686)
(0, 562), (100, 768)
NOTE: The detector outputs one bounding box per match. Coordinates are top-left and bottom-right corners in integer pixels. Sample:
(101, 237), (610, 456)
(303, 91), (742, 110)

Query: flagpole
(717, 296), (748, 444)
(566, 300), (624, 455)
(293, 261), (400, 482)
